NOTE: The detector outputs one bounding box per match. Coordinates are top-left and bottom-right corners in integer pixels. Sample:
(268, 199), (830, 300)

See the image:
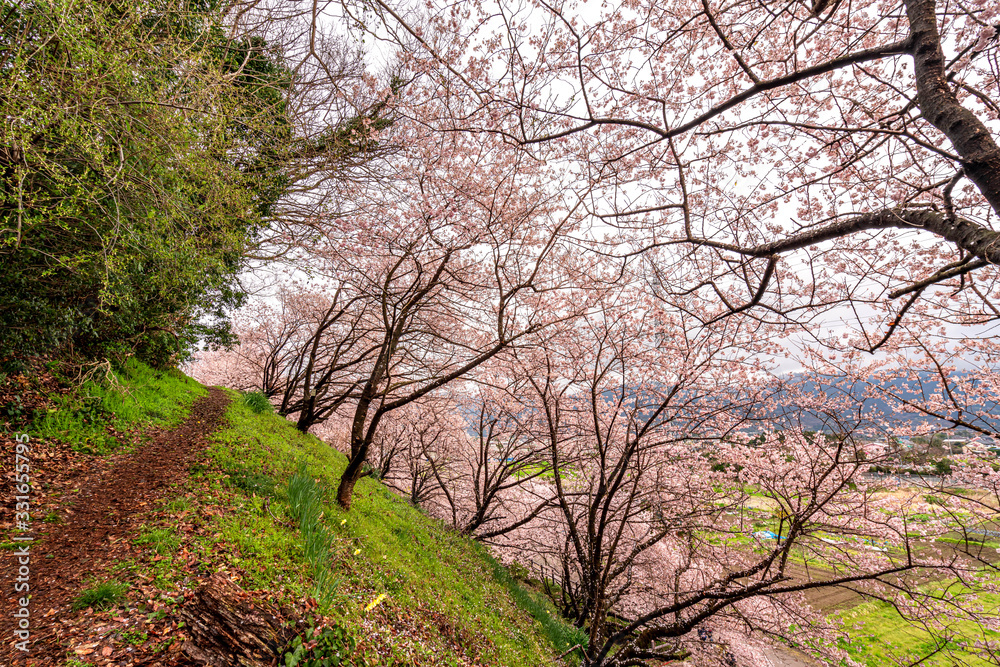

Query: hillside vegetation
(195, 389), (584, 665)
(0, 361), (582, 666)
(4, 1), (1000, 664)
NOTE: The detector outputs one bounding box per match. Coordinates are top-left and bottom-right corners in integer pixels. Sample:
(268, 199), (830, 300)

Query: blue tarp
(752, 530), (783, 540)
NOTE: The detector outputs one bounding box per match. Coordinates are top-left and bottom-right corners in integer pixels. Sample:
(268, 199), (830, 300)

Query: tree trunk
(295, 396), (316, 433)
(337, 450), (366, 509)
(338, 397), (383, 509)
(905, 0), (1000, 218)
(180, 574), (301, 667)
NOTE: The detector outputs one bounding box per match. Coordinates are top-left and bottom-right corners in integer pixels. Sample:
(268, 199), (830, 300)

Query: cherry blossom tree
(499, 297), (776, 664)
(361, 377), (562, 536)
(366, 399), (460, 505)
(346, 0), (1000, 346)
(187, 283), (376, 432)
(414, 379), (558, 538)
(252, 285), (375, 432)
(476, 291), (995, 667)
(867, 334), (1000, 441)
(308, 117), (585, 509)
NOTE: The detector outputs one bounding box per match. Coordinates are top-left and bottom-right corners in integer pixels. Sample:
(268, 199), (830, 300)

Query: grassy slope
(31, 358), (207, 454)
(144, 389), (582, 666)
(4, 362), (580, 665)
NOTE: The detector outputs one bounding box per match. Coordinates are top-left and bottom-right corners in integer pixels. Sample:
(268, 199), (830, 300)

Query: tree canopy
(0, 0), (297, 363)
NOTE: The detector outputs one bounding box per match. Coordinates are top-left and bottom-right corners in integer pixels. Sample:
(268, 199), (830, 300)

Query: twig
(557, 643), (584, 660)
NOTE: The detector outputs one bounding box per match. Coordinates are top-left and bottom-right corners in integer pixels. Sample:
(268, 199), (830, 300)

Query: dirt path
(3, 387), (229, 666)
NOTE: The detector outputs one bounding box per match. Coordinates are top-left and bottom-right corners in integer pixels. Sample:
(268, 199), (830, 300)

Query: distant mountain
(770, 370), (1000, 435)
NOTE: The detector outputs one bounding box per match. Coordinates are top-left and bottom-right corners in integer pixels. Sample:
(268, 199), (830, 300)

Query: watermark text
(11, 433), (32, 652)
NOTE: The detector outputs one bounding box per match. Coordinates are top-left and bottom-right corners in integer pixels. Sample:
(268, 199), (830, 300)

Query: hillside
(1, 361), (582, 666)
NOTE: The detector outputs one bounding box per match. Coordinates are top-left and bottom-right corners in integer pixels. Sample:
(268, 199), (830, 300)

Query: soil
(2, 387), (230, 667)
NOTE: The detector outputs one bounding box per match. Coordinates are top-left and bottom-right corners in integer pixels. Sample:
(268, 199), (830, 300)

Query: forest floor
(2, 386), (229, 666)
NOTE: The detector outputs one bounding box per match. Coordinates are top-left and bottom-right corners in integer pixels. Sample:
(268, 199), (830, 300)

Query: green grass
(513, 463), (556, 480)
(224, 462), (279, 498)
(242, 390), (274, 414)
(164, 496), (194, 513)
(73, 579), (129, 611)
(32, 358), (206, 454)
(120, 628), (149, 645)
(487, 558), (588, 662)
(838, 577), (1000, 666)
(936, 536), (1000, 549)
(195, 391), (576, 666)
(287, 463), (341, 604)
(134, 526), (182, 555)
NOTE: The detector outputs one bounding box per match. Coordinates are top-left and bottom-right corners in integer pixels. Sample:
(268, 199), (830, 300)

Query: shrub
(1, 0), (291, 364)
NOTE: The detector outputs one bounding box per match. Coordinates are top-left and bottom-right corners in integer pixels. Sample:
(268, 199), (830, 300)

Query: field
(838, 581), (1000, 666)
(723, 488), (1000, 665)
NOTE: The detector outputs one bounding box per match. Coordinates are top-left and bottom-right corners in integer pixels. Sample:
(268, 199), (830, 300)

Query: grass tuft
(242, 391), (273, 414)
(73, 579), (129, 611)
(134, 526), (181, 555)
(287, 463), (340, 604)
